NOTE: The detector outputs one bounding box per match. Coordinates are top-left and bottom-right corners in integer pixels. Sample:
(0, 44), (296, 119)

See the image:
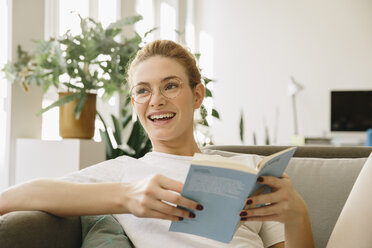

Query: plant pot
(59, 92), (96, 139)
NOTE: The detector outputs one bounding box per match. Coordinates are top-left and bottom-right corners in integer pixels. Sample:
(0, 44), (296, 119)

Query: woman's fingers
(256, 174), (291, 190)
(241, 202), (287, 220)
(240, 174), (308, 224)
(156, 174), (203, 211)
(152, 198), (197, 220)
(247, 190), (284, 207)
(139, 206), (184, 222)
(126, 174), (203, 221)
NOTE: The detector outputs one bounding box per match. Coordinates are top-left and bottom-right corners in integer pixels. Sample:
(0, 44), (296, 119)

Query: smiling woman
(0, 40), (314, 248)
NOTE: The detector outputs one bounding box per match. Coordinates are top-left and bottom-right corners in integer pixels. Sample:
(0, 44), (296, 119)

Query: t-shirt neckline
(146, 151), (195, 161)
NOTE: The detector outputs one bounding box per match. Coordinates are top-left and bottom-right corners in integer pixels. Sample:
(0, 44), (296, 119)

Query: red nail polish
(240, 211), (247, 217)
(257, 176), (264, 183)
(178, 217), (184, 221)
(189, 212), (196, 218)
(196, 204), (204, 211)
(246, 199), (252, 205)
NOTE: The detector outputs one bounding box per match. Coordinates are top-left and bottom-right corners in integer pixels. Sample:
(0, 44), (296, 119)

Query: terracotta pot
(59, 92), (96, 139)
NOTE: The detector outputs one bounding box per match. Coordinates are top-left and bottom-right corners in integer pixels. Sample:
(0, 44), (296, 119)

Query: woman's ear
(193, 83), (205, 109)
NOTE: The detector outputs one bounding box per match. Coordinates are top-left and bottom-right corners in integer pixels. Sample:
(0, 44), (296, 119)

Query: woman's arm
(0, 179), (128, 217)
(239, 174), (315, 248)
(0, 174), (202, 221)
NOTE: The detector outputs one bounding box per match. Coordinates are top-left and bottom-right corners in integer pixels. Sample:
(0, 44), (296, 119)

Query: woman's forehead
(133, 56), (188, 84)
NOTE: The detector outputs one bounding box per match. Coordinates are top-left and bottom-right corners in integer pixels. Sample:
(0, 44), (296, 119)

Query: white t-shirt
(61, 151), (284, 248)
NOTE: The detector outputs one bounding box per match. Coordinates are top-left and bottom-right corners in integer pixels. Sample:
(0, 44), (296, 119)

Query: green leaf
(239, 111), (244, 143)
(63, 83), (83, 90)
(36, 92), (80, 116)
(127, 120), (143, 152)
(203, 77), (212, 85)
(194, 53), (201, 61)
(205, 88), (212, 97)
(144, 27), (158, 38)
(99, 129), (114, 160)
(107, 16), (143, 30)
(97, 112), (115, 159)
(111, 114), (122, 145)
(212, 109), (220, 119)
(200, 104), (207, 119)
(74, 92), (87, 120)
(122, 115), (132, 129)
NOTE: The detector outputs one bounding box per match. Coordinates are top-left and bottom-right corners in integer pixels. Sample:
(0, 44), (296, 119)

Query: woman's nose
(149, 88), (166, 106)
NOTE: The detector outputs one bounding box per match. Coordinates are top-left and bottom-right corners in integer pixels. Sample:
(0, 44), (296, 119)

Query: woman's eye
(136, 87), (150, 95)
(164, 82), (180, 90)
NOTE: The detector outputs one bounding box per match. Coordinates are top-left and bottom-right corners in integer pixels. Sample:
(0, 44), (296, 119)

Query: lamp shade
(288, 76), (304, 96)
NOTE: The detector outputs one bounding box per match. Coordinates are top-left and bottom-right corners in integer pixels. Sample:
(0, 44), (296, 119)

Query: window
(98, 0), (119, 28)
(59, 0), (89, 36)
(0, 0), (10, 191)
(136, 0), (154, 43)
(159, 0), (177, 41)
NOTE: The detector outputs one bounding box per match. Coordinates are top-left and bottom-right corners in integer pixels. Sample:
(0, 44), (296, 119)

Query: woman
(0, 40), (314, 248)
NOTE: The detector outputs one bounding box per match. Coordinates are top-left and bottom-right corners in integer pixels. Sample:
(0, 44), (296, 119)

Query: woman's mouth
(148, 113), (176, 122)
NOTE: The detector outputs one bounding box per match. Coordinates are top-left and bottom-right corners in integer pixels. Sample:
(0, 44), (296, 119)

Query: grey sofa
(1, 145), (371, 248)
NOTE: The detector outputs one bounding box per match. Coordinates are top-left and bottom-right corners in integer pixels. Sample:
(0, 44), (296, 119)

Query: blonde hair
(127, 40), (201, 88)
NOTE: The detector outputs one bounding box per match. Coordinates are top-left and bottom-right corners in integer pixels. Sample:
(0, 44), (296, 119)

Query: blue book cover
(169, 147), (296, 243)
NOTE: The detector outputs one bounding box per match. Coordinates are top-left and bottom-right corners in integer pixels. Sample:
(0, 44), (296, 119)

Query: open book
(169, 147), (297, 243)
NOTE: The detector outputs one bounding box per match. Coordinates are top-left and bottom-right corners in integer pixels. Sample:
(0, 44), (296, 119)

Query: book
(169, 147), (297, 243)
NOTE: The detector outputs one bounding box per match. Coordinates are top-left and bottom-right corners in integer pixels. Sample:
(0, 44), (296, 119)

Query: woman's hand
(123, 174), (203, 222)
(239, 173), (308, 224)
(239, 173), (315, 248)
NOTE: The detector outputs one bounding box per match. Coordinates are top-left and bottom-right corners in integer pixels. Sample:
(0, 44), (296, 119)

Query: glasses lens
(131, 85), (151, 103)
(161, 79), (182, 99)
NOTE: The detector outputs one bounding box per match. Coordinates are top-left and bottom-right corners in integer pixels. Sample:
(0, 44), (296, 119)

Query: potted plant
(3, 15), (148, 139)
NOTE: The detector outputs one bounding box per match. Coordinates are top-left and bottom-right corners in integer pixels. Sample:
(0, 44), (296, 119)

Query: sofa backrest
(205, 145), (372, 248)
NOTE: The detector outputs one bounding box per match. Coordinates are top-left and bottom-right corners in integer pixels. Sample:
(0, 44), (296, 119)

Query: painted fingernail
(257, 176), (264, 182)
(240, 217), (248, 221)
(240, 211), (247, 217)
(246, 199), (252, 205)
(178, 217), (184, 221)
(189, 212), (196, 218)
(196, 204), (204, 211)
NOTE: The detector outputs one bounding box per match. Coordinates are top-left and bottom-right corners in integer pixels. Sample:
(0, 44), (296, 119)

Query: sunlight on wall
(41, 98), (61, 140)
(0, 0), (9, 190)
(199, 31), (214, 125)
(160, 1), (177, 41)
(98, 0), (118, 28)
(59, 0), (89, 36)
(135, 0), (154, 43)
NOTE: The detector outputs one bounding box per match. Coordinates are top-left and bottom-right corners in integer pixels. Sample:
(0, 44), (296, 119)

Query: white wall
(195, 0), (372, 145)
(7, 0), (44, 186)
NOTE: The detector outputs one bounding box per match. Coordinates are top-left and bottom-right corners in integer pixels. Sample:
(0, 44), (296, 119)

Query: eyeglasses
(130, 78), (184, 104)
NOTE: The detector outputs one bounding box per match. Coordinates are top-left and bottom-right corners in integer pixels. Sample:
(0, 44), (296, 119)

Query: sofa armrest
(0, 211), (81, 248)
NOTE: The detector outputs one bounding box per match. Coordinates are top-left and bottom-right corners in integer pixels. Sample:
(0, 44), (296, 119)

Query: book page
(192, 153), (257, 174)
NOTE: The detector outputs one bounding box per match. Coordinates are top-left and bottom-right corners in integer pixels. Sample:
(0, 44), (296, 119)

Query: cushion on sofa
(202, 148), (367, 248)
(287, 157), (366, 248)
(81, 215), (134, 248)
(0, 211), (81, 248)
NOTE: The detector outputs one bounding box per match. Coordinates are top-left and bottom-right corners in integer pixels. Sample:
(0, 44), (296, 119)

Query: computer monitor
(331, 90), (372, 132)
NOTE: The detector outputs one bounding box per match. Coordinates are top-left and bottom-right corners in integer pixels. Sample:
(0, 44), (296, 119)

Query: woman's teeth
(150, 113), (175, 121)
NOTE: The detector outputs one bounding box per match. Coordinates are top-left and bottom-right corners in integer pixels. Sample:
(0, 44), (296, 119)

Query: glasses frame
(130, 80), (185, 104)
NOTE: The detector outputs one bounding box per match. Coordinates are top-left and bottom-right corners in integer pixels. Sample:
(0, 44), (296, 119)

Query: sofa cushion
(287, 157), (366, 248)
(0, 211), (81, 248)
(81, 215), (134, 248)
(202, 148), (367, 248)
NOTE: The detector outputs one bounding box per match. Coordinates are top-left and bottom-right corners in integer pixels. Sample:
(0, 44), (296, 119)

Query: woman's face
(131, 56), (204, 144)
